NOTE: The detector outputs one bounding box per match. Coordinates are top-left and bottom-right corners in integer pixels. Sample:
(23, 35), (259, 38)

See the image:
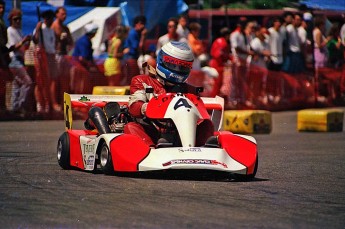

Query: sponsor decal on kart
(79, 96), (90, 101)
(162, 159), (228, 168)
(178, 148), (201, 152)
(80, 136), (97, 170)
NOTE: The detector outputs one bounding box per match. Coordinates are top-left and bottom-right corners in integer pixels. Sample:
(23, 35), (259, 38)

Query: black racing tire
(99, 142), (114, 175)
(233, 155), (258, 182)
(57, 132), (71, 169)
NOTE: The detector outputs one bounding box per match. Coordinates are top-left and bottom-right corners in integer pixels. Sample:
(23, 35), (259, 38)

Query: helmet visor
(162, 53), (193, 74)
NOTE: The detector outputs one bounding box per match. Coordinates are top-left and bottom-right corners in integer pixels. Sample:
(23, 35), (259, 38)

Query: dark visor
(162, 53), (193, 74)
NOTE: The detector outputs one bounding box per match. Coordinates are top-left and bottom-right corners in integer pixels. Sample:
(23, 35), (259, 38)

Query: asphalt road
(0, 111), (345, 228)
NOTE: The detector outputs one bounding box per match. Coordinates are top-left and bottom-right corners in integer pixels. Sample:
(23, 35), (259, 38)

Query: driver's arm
(128, 76), (149, 118)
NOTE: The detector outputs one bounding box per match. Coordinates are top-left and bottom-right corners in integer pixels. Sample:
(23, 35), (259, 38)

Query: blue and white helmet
(156, 41), (194, 84)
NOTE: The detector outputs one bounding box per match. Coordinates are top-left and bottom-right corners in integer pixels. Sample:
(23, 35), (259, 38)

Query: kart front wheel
(57, 132), (71, 169)
(99, 142), (114, 175)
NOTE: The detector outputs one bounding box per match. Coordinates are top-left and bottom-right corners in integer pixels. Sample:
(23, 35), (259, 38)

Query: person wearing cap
(71, 23), (99, 93)
(33, 9), (60, 113)
(6, 8), (33, 116)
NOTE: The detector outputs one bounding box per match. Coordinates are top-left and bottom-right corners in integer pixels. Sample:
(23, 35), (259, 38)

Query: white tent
(67, 7), (122, 56)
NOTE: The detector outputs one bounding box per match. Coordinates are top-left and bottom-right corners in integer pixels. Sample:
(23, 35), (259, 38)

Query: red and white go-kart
(57, 88), (258, 180)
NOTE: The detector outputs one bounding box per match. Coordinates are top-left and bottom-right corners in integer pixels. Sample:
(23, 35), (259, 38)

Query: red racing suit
(124, 74), (214, 147)
(209, 36), (230, 97)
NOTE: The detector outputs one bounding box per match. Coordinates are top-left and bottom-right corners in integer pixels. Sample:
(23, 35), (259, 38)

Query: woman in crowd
(313, 16), (329, 69)
(104, 25), (128, 86)
(6, 9), (33, 115)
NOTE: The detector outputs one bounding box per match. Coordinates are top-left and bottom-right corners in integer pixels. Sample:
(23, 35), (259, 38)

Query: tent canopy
(300, 0), (345, 11)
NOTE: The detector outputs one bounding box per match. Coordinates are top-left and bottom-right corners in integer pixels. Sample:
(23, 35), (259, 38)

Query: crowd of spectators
(1, 1), (345, 118)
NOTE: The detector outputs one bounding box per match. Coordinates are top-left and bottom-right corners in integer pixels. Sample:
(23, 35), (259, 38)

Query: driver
(124, 41), (214, 147)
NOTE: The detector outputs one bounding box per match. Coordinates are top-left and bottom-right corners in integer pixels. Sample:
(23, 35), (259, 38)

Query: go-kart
(57, 88), (258, 180)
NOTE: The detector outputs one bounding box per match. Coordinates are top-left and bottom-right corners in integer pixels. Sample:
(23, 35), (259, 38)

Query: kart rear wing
(63, 93), (130, 130)
(64, 93), (224, 131)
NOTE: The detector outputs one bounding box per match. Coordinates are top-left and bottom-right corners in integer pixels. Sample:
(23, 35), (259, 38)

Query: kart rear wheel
(233, 155), (258, 181)
(57, 132), (71, 169)
(99, 142), (114, 175)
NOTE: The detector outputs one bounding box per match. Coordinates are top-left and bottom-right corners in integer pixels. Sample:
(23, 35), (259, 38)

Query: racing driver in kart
(86, 41), (215, 147)
(124, 41), (215, 147)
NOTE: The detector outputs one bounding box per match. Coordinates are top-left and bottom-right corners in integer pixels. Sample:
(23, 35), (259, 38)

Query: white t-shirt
(250, 37), (269, 68)
(176, 24), (189, 40)
(340, 23), (345, 46)
(230, 30), (248, 61)
(286, 24), (301, 53)
(298, 26), (307, 45)
(7, 26), (24, 58)
(155, 34), (187, 56)
(33, 23), (56, 54)
(268, 27), (284, 64)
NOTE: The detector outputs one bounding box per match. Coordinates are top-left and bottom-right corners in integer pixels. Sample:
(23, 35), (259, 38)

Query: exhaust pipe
(85, 107), (111, 134)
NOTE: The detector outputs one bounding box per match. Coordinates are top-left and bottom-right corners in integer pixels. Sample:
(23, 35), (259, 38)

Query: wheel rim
(57, 140), (62, 161)
(100, 145), (109, 167)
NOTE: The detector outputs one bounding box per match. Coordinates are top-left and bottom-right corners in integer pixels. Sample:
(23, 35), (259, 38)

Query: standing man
(176, 14), (189, 40)
(0, 0), (8, 67)
(282, 13), (305, 74)
(71, 23), (98, 93)
(0, 0), (10, 110)
(156, 17), (186, 56)
(51, 6), (74, 96)
(33, 10), (59, 113)
(230, 18), (255, 107)
(268, 17), (284, 71)
(123, 15), (147, 85)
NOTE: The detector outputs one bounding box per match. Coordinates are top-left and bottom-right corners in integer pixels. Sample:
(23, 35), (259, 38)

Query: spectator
(33, 10), (60, 113)
(282, 13), (305, 74)
(249, 27), (271, 68)
(104, 25), (128, 86)
(0, 0), (11, 110)
(0, 0), (8, 67)
(280, 11), (294, 52)
(268, 17), (284, 71)
(188, 22), (207, 70)
(327, 24), (344, 68)
(156, 17), (187, 56)
(230, 17), (253, 66)
(51, 6), (74, 97)
(340, 15), (345, 46)
(6, 9), (33, 116)
(137, 43), (156, 75)
(313, 16), (329, 69)
(123, 15), (146, 85)
(71, 23), (99, 93)
(230, 17), (254, 107)
(248, 26), (271, 105)
(176, 14), (189, 40)
(244, 21), (258, 45)
(209, 27), (231, 98)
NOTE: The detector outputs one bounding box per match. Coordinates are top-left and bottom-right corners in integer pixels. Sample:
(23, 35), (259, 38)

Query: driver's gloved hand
(141, 102), (148, 115)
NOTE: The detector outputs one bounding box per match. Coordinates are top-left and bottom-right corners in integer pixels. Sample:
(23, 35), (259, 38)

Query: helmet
(156, 41), (194, 84)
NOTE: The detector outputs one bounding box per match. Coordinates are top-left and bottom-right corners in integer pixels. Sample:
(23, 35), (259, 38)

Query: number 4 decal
(174, 98), (192, 110)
